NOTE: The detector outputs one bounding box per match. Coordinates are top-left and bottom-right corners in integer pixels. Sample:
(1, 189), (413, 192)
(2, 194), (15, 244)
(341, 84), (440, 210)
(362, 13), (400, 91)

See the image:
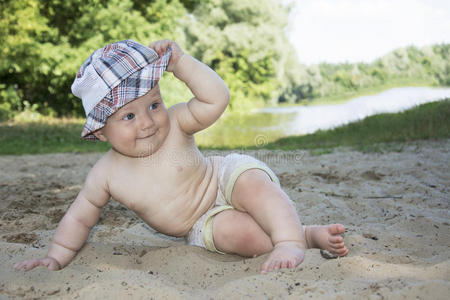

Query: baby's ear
(93, 129), (108, 142)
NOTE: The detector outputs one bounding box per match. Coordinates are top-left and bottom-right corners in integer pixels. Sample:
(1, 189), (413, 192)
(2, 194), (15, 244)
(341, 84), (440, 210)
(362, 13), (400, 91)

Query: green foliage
(0, 0), (188, 118)
(0, 85), (22, 121)
(185, 0), (293, 110)
(279, 44), (449, 104)
(1, 0), (448, 121)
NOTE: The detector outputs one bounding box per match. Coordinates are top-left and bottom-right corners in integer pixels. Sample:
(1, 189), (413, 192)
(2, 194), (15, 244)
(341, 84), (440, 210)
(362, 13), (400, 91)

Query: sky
(288, 0), (450, 65)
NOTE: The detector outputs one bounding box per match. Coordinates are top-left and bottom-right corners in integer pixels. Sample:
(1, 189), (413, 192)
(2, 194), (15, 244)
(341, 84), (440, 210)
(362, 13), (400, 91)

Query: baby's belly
(136, 156), (223, 237)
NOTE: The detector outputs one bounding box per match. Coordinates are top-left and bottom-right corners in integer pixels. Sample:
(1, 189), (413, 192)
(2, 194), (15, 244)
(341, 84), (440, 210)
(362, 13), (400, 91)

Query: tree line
(281, 44), (449, 104)
(1, 0), (448, 121)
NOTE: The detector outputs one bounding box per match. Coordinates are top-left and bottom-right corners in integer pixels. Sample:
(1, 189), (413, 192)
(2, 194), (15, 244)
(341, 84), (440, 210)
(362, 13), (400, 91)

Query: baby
(14, 40), (348, 274)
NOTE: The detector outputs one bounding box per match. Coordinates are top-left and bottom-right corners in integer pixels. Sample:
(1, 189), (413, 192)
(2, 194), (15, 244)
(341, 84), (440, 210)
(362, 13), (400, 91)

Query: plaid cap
(71, 39), (171, 140)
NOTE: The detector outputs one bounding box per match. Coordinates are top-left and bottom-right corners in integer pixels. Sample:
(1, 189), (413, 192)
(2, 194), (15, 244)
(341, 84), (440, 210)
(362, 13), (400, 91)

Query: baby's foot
(260, 241), (306, 274)
(304, 224), (348, 256)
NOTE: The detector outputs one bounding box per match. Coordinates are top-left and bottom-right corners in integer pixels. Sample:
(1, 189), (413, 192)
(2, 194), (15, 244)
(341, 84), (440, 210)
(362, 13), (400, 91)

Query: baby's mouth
(138, 130), (157, 139)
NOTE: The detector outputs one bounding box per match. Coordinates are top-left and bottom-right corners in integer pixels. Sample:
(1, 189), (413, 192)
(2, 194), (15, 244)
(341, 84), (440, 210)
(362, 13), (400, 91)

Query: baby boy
(14, 40), (348, 274)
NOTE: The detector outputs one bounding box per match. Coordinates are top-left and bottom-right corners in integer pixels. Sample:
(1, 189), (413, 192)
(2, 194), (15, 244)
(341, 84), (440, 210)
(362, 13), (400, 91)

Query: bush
(0, 85), (22, 121)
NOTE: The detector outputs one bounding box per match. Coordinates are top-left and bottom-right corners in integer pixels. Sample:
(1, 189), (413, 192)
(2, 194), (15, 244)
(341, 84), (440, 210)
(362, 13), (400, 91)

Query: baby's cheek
(158, 113), (171, 131)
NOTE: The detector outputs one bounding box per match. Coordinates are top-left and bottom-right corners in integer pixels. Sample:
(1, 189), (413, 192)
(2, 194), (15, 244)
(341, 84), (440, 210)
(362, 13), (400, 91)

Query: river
(195, 87), (450, 147)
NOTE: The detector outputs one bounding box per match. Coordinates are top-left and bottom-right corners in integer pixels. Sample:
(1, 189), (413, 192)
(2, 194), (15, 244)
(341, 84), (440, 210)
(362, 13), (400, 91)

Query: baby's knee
(213, 212), (272, 256)
(232, 169), (275, 206)
(232, 219), (273, 255)
(236, 169), (272, 188)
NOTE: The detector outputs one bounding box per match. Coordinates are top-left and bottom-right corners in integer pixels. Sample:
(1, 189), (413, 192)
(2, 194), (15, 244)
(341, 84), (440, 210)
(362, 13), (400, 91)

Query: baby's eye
(149, 102), (159, 110)
(123, 113), (135, 120)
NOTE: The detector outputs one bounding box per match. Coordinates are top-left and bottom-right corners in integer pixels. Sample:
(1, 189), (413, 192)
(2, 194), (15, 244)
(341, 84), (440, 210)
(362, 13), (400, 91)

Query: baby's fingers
(14, 260), (29, 270)
(13, 260), (34, 270)
(13, 261), (24, 270)
(149, 40), (169, 56)
(14, 259), (42, 271)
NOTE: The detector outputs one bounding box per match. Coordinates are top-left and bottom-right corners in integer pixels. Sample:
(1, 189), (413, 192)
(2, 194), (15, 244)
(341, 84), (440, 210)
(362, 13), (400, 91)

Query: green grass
(260, 99), (450, 152)
(0, 119), (110, 155)
(0, 99), (449, 155)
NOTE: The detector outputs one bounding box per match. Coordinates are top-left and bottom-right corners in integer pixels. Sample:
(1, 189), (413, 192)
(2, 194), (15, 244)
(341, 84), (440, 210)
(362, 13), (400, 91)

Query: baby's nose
(139, 113), (154, 130)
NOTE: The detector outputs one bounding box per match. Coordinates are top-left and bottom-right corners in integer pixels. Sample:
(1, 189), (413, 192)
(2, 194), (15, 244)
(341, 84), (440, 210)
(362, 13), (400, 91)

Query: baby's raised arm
(150, 40), (230, 135)
(14, 161), (110, 271)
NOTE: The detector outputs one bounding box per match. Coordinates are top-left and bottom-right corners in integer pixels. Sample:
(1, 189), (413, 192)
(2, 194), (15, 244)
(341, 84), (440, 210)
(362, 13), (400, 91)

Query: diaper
(185, 153), (280, 254)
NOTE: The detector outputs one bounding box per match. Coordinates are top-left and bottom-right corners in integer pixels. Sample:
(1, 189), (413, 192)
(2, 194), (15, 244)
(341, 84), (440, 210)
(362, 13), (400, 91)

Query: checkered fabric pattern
(71, 39), (171, 140)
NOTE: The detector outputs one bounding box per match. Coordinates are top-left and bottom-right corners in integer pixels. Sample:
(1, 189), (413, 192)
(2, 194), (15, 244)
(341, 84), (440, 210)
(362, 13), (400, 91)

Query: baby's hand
(149, 39), (185, 73)
(14, 256), (61, 272)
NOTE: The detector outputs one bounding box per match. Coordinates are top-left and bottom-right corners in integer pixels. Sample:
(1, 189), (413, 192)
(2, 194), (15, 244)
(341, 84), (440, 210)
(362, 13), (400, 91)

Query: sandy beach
(0, 140), (449, 299)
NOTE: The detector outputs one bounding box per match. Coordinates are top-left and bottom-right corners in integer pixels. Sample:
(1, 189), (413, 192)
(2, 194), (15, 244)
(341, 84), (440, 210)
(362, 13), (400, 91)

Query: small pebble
(320, 249), (338, 259)
(363, 233), (378, 240)
(46, 289), (60, 296)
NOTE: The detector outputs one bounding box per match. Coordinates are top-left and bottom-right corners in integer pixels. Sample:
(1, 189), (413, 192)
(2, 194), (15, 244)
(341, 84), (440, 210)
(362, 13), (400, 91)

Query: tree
(184, 0), (295, 110)
(0, 0), (58, 118)
(0, 0), (188, 118)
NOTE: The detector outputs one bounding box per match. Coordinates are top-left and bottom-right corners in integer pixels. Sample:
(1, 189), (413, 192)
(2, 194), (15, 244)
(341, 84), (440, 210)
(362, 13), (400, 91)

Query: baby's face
(95, 85), (170, 157)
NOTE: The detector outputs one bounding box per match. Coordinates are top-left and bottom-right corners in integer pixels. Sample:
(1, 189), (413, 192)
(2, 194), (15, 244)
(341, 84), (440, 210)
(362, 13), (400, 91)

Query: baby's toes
(331, 241), (347, 253)
(261, 259), (278, 274)
(270, 260), (282, 272)
(328, 234), (343, 244)
(334, 246), (348, 256)
(330, 241), (345, 250)
(329, 224), (346, 235)
(261, 261), (270, 274)
(288, 257), (301, 269)
(281, 259), (290, 269)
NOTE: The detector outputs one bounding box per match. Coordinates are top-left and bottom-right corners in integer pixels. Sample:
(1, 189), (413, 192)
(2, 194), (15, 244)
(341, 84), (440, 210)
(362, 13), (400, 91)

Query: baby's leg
(214, 212), (347, 255)
(219, 168), (348, 273)
(214, 210), (348, 256)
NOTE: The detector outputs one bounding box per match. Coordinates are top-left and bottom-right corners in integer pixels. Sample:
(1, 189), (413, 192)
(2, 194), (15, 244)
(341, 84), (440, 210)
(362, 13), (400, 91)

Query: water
(195, 87), (450, 147)
(260, 87), (450, 135)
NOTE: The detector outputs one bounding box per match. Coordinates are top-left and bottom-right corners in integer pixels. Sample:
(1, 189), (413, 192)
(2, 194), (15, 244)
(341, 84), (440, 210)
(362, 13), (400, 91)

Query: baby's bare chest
(109, 159), (204, 209)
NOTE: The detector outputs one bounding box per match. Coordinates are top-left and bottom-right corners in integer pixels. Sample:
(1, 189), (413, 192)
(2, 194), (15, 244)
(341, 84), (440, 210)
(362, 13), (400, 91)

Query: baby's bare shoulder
(168, 103), (186, 130)
(83, 152), (112, 195)
(168, 102), (199, 136)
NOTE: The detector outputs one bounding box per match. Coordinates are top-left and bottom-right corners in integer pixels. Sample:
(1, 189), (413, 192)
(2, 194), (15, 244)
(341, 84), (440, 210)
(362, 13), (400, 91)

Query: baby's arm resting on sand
(14, 163), (110, 271)
(150, 39), (230, 135)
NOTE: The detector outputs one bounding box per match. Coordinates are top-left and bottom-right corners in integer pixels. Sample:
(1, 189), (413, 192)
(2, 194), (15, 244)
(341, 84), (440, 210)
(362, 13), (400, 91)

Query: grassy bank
(0, 99), (448, 155)
(0, 118), (109, 155)
(261, 99), (450, 153)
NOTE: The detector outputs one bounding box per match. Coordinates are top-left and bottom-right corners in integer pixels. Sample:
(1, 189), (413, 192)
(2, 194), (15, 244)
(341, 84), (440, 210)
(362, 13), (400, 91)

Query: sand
(0, 140), (449, 299)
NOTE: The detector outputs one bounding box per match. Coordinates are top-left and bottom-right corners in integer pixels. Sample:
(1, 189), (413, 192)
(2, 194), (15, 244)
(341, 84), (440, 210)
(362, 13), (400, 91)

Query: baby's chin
(112, 141), (163, 158)
(108, 144), (144, 158)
